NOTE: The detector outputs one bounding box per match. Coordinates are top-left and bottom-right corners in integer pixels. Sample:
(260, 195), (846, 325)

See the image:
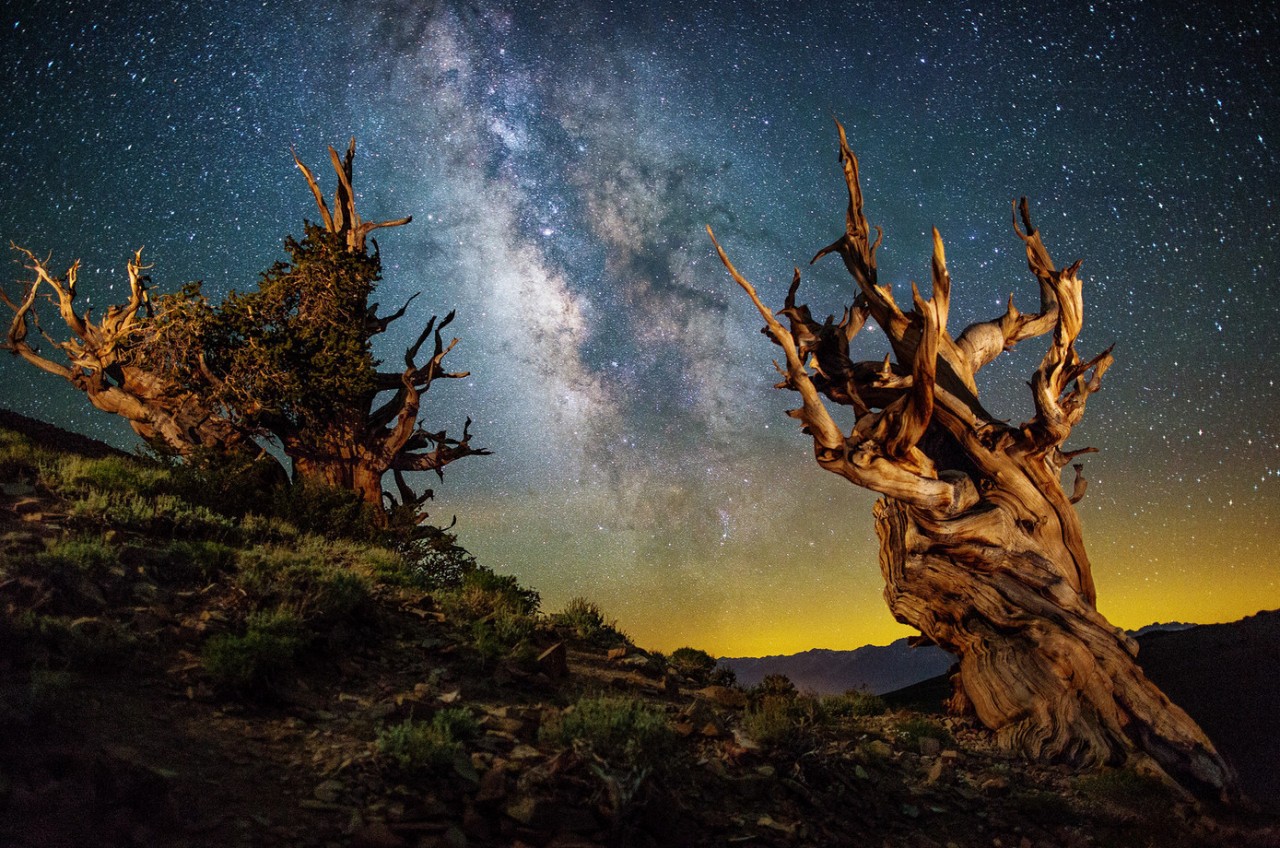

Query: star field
(1, 0), (1277, 655)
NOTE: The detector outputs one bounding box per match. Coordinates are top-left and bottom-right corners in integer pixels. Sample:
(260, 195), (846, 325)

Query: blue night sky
(2, 0), (1277, 655)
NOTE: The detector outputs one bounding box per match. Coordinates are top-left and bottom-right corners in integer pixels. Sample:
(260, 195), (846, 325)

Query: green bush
(202, 609), (305, 689)
(894, 716), (953, 748)
(0, 668), (75, 726)
(161, 449), (284, 520)
(238, 513), (301, 545)
(270, 478), (384, 541)
(742, 695), (803, 748)
(36, 536), (118, 577)
(1, 610), (133, 669)
(469, 608), (538, 667)
(67, 489), (237, 539)
(822, 690), (886, 718)
(397, 526), (478, 589)
(708, 665), (737, 687)
(741, 690), (831, 750)
(1076, 767), (1175, 813)
(54, 454), (169, 498)
(540, 696), (677, 774)
(436, 565), (540, 622)
(753, 673), (798, 700)
(235, 542), (373, 628)
(377, 708), (479, 774)
(0, 429), (51, 481)
(668, 646), (718, 682)
(552, 597), (626, 645)
(161, 539), (237, 582)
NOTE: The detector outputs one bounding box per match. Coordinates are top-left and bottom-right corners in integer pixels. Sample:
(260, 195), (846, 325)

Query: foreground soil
(2, 418), (1278, 848)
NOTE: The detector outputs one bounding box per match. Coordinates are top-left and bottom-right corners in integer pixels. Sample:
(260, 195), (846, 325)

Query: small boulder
(694, 685), (746, 709)
(351, 822), (407, 848)
(537, 643), (568, 679)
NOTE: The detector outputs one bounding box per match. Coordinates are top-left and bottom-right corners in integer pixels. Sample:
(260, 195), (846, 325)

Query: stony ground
(2, 423), (1279, 848)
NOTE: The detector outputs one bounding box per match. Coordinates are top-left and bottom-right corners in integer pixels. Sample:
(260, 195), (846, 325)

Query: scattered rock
(694, 685), (746, 709)
(925, 758), (949, 784)
(504, 795), (544, 826)
(351, 821), (407, 848)
(475, 765), (508, 803)
(313, 779), (346, 803)
(980, 775), (1011, 795)
(0, 481), (35, 497)
(537, 643), (568, 679)
(606, 646), (628, 661)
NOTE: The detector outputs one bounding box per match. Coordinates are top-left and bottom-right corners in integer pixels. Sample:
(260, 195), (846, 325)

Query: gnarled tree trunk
(710, 121), (1238, 801)
(269, 140), (489, 524)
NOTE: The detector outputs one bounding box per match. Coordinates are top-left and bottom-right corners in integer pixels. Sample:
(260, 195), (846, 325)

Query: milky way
(2, 0), (1277, 654)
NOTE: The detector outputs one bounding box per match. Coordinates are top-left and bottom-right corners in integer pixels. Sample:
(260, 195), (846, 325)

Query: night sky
(2, 0), (1277, 657)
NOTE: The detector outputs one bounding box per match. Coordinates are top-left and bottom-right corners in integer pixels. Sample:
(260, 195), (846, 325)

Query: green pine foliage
(206, 225), (380, 431)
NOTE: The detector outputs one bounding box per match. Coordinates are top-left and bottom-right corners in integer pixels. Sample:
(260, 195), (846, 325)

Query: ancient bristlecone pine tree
(709, 123), (1237, 801)
(3, 139), (486, 525)
(203, 139), (489, 521)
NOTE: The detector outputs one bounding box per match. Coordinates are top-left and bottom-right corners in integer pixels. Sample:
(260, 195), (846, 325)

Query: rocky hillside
(2, 414), (1278, 848)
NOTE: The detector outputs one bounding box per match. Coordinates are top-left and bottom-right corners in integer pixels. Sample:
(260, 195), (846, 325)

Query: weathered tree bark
(710, 121), (1238, 801)
(1, 246), (249, 458)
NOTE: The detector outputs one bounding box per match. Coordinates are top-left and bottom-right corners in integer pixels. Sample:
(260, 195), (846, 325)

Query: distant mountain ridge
(719, 638), (953, 695)
(719, 621), (1200, 697)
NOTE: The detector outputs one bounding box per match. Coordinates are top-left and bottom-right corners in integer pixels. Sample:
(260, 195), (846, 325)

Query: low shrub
(469, 608), (538, 667)
(377, 708), (479, 774)
(0, 668), (75, 726)
(894, 716), (953, 748)
(161, 539), (237, 582)
(436, 565), (540, 622)
(235, 542), (373, 629)
(54, 454), (169, 498)
(708, 664), (737, 687)
(668, 646), (718, 682)
(823, 690), (887, 718)
(753, 673), (798, 700)
(2, 610), (133, 670)
(201, 609), (305, 689)
(0, 429), (52, 481)
(36, 536), (118, 577)
(552, 597), (627, 645)
(397, 526), (478, 589)
(540, 696), (677, 774)
(1076, 767), (1175, 814)
(741, 691), (829, 749)
(67, 490), (237, 540)
(238, 513), (301, 545)
(270, 479), (384, 542)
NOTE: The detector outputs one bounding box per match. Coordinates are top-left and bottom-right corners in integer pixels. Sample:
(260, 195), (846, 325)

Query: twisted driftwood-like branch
(2, 245), (244, 456)
(291, 138), (412, 254)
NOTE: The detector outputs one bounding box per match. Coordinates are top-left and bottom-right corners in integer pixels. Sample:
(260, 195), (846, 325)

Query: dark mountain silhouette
(880, 611), (1280, 810)
(722, 622), (1202, 698)
(1136, 610), (1280, 809)
(720, 639), (953, 695)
